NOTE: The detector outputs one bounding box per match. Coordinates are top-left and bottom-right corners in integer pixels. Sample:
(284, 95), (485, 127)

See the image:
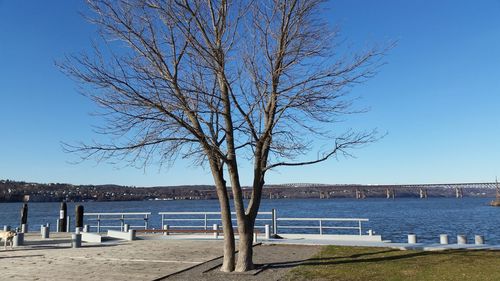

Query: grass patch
(283, 246), (500, 281)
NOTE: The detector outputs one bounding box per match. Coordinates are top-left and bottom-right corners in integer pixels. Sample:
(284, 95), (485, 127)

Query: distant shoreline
(1, 179), (496, 203)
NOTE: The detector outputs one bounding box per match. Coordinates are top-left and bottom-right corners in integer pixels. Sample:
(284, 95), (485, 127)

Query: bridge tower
(419, 188), (428, 199)
(386, 188), (395, 199)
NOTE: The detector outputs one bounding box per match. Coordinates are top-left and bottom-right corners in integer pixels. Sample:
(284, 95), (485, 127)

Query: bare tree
(60, 0), (389, 272)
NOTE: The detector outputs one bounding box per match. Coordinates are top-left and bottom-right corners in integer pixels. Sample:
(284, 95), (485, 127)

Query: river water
(0, 198), (498, 244)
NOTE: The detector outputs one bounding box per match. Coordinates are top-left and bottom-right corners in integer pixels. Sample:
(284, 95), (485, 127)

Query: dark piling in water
(59, 202), (67, 232)
(20, 203), (28, 225)
(75, 205), (84, 228)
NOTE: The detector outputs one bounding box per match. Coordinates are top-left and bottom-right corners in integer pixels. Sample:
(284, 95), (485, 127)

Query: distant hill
(0, 179), (495, 202)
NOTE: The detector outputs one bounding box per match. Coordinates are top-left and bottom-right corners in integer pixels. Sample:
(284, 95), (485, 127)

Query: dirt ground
(162, 244), (321, 281)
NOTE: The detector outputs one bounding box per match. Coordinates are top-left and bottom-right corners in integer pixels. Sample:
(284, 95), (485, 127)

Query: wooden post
(75, 205), (84, 229)
(58, 202), (67, 232)
(20, 203), (28, 232)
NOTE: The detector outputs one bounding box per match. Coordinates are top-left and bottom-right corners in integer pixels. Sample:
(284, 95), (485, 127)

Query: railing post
(272, 208), (278, 235)
(319, 220), (323, 235)
(204, 214), (208, 230)
(66, 216), (71, 232)
(120, 214), (125, 231)
(144, 214), (149, 229)
(97, 215), (101, 233)
(358, 220), (362, 235)
(161, 214), (164, 230)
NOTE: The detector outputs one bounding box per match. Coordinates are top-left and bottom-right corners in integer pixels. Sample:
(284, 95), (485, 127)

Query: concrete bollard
(407, 234), (417, 244)
(475, 235), (484, 245)
(253, 232), (258, 243)
(72, 233), (82, 248)
(124, 224), (130, 232)
(21, 224), (28, 233)
(213, 224), (219, 239)
(13, 232), (24, 247)
(264, 224), (270, 240)
(367, 229), (373, 236)
(457, 235), (467, 244)
(41, 225), (49, 239)
(163, 225), (169, 236)
(83, 225), (90, 232)
(3, 225), (10, 231)
(440, 234), (449, 244)
(128, 229), (136, 241)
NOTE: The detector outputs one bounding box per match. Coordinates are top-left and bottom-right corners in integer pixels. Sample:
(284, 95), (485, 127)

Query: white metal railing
(158, 211), (274, 231)
(84, 212), (151, 232)
(158, 211), (368, 236)
(277, 217), (368, 235)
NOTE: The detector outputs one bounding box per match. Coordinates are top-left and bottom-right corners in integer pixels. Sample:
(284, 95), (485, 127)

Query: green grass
(283, 246), (500, 281)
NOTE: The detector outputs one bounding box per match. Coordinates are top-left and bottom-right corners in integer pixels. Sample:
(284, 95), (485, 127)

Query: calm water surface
(0, 198), (498, 244)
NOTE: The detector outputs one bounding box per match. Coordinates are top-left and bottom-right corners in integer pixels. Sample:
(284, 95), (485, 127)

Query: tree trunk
(219, 197), (236, 272)
(214, 184), (235, 272)
(235, 219), (255, 272)
(210, 160), (236, 272)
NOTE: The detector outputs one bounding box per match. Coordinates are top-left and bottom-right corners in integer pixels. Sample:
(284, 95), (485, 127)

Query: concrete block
(108, 229), (136, 241)
(81, 232), (102, 243)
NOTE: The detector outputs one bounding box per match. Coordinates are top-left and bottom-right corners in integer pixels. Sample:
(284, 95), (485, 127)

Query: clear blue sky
(1, 0), (499, 187)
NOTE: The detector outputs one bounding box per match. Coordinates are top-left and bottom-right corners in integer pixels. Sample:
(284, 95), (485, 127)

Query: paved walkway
(0, 233), (225, 281)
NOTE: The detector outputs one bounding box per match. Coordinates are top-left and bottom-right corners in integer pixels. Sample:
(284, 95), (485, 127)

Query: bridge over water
(259, 182), (499, 199)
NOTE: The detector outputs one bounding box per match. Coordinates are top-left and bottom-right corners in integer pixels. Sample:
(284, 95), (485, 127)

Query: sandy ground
(0, 233), (321, 281)
(0, 233), (226, 281)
